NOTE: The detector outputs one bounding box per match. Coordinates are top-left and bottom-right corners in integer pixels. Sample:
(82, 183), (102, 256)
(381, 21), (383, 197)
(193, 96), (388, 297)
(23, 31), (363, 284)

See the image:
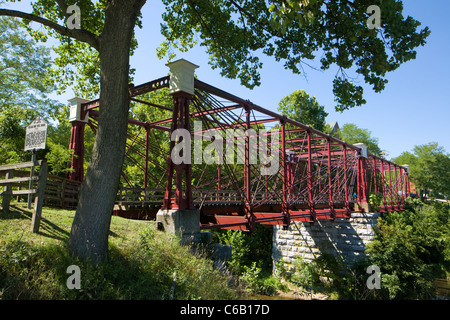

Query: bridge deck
(112, 195), (403, 231)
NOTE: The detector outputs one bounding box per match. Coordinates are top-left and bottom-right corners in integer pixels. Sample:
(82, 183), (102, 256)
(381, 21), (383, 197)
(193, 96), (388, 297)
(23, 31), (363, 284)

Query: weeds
(0, 204), (240, 300)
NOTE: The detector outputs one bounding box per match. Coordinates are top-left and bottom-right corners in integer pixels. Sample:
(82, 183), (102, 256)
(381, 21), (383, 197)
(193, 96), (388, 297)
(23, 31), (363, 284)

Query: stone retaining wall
(272, 212), (380, 272)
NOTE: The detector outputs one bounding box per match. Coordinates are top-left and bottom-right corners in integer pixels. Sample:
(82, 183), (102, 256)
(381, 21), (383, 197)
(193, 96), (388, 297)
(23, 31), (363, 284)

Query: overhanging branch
(0, 8), (100, 50)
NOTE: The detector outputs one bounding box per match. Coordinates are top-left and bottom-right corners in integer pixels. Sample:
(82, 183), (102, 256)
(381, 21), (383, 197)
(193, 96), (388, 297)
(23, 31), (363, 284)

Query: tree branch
(0, 8), (100, 50)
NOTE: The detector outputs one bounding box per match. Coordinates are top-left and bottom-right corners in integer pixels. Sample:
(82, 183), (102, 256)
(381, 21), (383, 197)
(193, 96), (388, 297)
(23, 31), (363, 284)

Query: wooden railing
(0, 160), (82, 232)
(44, 174), (81, 209)
(0, 160), (48, 232)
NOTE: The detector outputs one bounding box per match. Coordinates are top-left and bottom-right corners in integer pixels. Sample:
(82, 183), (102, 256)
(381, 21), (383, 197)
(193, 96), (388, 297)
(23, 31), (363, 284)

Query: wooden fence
(0, 160), (81, 233)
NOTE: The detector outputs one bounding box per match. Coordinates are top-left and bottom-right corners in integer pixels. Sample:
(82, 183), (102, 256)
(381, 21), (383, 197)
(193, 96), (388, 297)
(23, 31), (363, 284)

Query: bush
(365, 204), (449, 299)
(282, 202), (449, 300)
(213, 225), (284, 295)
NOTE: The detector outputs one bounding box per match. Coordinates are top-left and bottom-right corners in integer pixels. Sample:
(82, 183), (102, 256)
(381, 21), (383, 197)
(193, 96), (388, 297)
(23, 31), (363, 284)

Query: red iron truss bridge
(67, 72), (410, 232)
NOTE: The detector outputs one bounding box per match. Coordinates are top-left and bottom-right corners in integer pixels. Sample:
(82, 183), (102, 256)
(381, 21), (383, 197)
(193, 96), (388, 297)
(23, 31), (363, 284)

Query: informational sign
(24, 117), (48, 151)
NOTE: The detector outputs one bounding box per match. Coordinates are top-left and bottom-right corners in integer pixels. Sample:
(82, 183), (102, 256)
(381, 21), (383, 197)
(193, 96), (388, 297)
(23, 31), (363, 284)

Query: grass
(0, 202), (242, 300)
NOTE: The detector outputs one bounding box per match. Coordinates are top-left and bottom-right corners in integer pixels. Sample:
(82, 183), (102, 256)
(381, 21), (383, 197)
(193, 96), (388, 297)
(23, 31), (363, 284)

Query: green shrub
(213, 225), (282, 295)
(365, 205), (449, 299)
(281, 202), (449, 300)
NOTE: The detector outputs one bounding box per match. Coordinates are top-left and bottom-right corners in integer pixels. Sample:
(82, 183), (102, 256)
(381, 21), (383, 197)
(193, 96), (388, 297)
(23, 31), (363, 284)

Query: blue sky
(4, 1), (450, 160)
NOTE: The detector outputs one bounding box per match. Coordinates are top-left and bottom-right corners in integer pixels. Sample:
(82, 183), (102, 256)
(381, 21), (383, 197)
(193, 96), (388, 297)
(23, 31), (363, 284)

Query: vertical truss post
(373, 157), (378, 194)
(217, 164), (221, 201)
(380, 159), (387, 211)
(355, 143), (368, 212)
(404, 165), (411, 198)
(388, 162), (393, 208)
(67, 122), (85, 182)
(327, 138), (335, 220)
(306, 130), (315, 222)
(317, 166), (322, 194)
(394, 165), (400, 210)
(399, 166), (405, 208)
(144, 126), (149, 190)
(162, 59), (198, 211)
(163, 92), (194, 210)
(281, 120), (290, 228)
(343, 146), (350, 217)
(244, 105), (255, 232)
(264, 165), (268, 201)
(67, 97), (89, 182)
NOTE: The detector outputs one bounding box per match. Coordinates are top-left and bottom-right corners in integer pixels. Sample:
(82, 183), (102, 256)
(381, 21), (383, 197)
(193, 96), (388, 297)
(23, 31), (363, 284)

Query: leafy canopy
(2, 0), (430, 109)
(277, 89), (328, 131)
(0, 17), (63, 165)
(159, 0), (430, 111)
(337, 123), (381, 155)
(2, 0), (142, 98)
(393, 142), (450, 197)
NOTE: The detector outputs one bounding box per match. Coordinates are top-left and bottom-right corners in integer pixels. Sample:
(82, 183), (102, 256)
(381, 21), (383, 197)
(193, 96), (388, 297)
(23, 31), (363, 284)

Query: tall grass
(0, 203), (241, 300)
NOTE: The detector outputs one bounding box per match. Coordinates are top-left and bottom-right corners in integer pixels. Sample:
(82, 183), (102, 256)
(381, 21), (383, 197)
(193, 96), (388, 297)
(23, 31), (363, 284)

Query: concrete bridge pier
(156, 209), (201, 244)
(272, 212), (381, 274)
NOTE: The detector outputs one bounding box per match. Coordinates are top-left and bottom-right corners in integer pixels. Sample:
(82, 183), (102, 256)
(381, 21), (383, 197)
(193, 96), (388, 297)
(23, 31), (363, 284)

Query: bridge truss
(67, 72), (410, 232)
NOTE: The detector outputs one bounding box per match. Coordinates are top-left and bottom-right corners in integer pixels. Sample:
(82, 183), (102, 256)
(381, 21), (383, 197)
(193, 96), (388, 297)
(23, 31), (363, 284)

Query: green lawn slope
(0, 202), (240, 300)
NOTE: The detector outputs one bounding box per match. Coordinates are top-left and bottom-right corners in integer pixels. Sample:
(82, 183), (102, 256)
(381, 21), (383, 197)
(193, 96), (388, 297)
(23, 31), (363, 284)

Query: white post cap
(166, 59), (199, 95)
(354, 143), (368, 158)
(402, 164), (410, 173)
(68, 97), (90, 122)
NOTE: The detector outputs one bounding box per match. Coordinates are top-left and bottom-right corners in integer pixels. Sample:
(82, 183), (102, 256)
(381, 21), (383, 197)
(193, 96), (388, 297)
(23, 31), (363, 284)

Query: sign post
(24, 117), (48, 208)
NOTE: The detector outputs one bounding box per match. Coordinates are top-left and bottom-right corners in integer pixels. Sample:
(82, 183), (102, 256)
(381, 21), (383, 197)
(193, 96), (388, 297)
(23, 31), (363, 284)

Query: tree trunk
(68, 0), (146, 264)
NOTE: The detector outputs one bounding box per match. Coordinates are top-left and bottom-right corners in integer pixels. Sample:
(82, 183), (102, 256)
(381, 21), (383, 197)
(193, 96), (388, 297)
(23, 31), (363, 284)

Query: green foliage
(288, 253), (348, 297)
(393, 143), (450, 198)
(338, 123), (381, 155)
(369, 192), (383, 212)
(0, 17), (63, 165)
(20, 0), (142, 97)
(280, 204), (449, 300)
(0, 205), (239, 300)
(45, 141), (74, 175)
(365, 204), (449, 299)
(277, 90), (328, 131)
(215, 225), (273, 275)
(160, 0), (430, 111)
(0, 17), (58, 112)
(214, 225), (283, 295)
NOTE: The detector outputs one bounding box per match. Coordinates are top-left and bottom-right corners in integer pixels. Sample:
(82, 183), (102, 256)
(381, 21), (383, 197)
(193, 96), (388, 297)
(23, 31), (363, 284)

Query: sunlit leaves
(277, 89), (328, 131)
(160, 0), (429, 111)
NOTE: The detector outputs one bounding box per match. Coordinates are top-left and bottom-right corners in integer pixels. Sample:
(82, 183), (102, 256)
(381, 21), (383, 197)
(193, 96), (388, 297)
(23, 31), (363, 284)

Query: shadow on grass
(1, 204), (70, 242)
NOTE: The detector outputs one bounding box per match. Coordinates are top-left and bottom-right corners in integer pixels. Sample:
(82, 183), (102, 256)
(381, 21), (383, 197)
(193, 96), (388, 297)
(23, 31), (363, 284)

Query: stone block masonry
(272, 212), (380, 272)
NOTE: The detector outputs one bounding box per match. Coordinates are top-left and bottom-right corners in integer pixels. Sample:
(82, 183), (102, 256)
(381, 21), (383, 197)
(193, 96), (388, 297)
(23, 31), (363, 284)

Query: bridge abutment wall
(272, 212), (380, 273)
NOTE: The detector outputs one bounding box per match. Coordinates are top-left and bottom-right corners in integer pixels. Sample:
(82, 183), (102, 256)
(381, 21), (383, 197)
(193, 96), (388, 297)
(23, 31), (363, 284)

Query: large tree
(0, 0), (430, 263)
(0, 17), (61, 164)
(393, 143), (450, 199)
(338, 123), (382, 155)
(277, 89), (328, 131)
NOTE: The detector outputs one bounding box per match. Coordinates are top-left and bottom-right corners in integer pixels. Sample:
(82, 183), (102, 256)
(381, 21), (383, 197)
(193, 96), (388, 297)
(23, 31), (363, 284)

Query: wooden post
(31, 161), (48, 233)
(27, 149), (37, 209)
(61, 178), (67, 208)
(1, 170), (14, 211)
